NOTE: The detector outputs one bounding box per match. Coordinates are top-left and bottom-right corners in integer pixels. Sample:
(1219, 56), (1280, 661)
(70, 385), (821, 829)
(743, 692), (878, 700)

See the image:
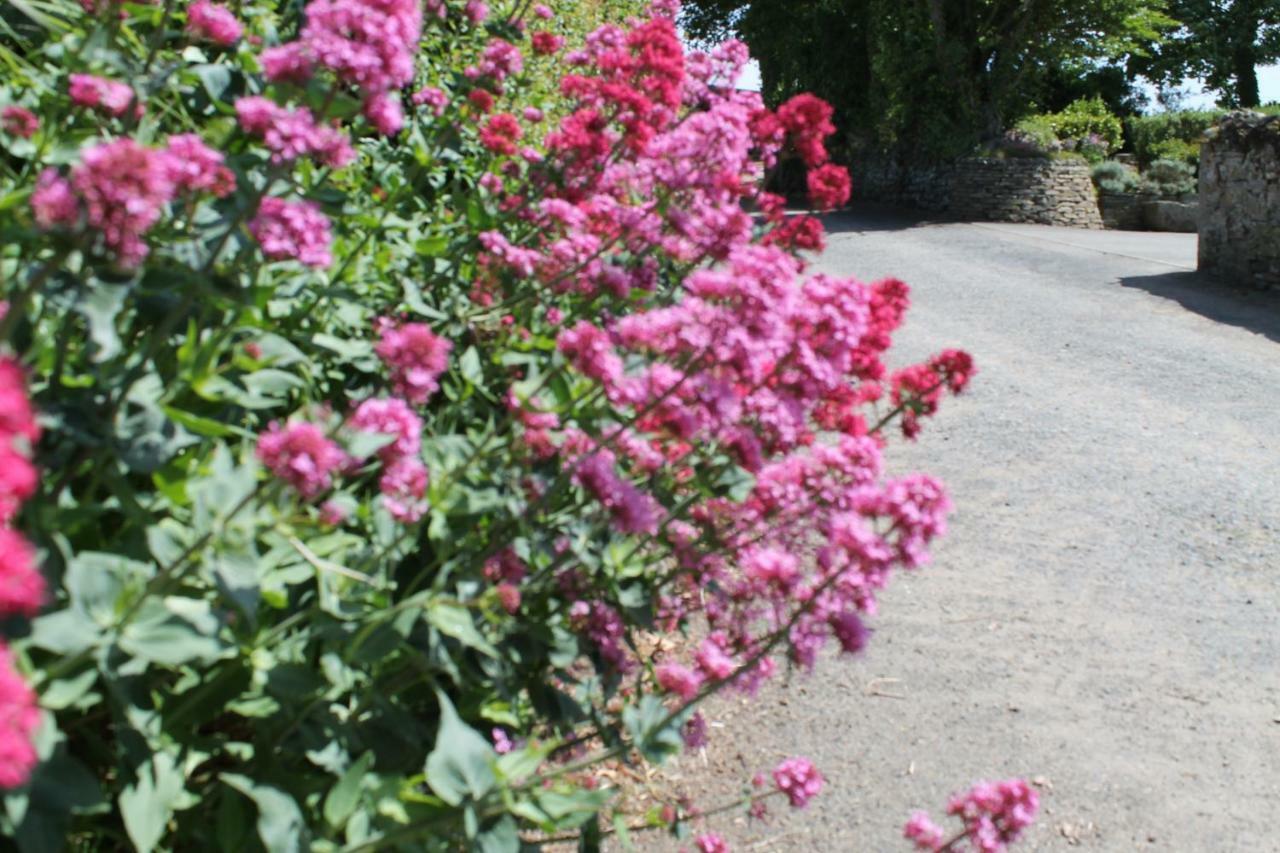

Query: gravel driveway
(651, 208), (1280, 851)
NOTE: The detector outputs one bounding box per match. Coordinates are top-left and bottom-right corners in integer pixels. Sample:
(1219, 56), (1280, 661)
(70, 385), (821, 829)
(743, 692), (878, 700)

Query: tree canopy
(683, 0), (1175, 156)
(1135, 0), (1280, 107)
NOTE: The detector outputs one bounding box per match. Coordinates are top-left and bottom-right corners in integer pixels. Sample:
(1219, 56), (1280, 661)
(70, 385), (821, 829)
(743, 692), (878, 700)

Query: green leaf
(27, 608), (102, 656)
(192, 63), (231, 101)
(346, 430), (398, 459)
(715, 464), (756, 503)
(322, 751), (374, 830)
(64, 552), (152, 626)
(424, 692), (496, 806)
(119, 597), (229, 666)
(459, 346), (484, 385)
(622, 696), (684, 764)
(76, 282), (130, 362)
(426, 601), (498, 657)
(221, 775), (307, 853)
(120, 753), (187, 853)
(476, 815), (519, 853)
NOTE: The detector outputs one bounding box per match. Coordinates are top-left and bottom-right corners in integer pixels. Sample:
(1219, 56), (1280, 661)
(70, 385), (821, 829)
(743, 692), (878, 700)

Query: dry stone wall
(851, 156), (1103, 228)
(1199, 112), (1280, 289)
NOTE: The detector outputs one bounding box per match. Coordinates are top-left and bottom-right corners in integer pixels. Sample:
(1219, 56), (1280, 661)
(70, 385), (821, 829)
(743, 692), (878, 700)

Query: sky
(733, 61), (1280, 112)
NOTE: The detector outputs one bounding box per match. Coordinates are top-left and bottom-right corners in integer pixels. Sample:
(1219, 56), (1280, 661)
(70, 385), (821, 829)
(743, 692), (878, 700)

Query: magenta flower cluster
(260, 0), (423, 135)
(0, 359), (44, 789)
(905, 779), (1040, 852)
(31, 135), (234, 266)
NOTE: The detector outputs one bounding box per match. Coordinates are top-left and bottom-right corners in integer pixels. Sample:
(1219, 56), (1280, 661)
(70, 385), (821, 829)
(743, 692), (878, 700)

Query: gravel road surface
(651, 208), (1280, 852)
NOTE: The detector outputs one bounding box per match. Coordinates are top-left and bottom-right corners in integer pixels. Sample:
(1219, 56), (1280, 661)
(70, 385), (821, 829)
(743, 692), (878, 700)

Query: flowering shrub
(0, 0), (1012, 849)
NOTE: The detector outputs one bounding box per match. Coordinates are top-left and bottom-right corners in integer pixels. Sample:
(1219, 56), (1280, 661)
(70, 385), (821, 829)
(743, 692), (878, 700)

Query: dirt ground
(632, 210), (1280, 852)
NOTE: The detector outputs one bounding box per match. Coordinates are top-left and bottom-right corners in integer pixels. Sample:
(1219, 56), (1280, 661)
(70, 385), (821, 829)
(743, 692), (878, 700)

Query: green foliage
(1125, 110), (1218, 166)
(1141, 158), (1198, 197)
(1091, 160), (1142, 194)
(1048, 97), (1125, 152)
(1133, 0), (1280, 108)
(683, 0), (1174, 158)
(0, 1), (690, 849)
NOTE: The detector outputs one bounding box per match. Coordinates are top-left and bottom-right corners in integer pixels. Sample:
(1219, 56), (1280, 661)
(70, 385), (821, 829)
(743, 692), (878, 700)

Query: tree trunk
(1233, 50), (1260, 107)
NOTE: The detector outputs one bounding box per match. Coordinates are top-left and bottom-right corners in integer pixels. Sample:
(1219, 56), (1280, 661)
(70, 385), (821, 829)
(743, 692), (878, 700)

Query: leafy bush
(1125, 110), (1218, 168)
(1141, 158), (1198, 198)
(0, 0), (1020, 850)
(1048, 97), (1123, 151)
(1091, 160), (1141, 194)
(1010, 115), (1061, 153)
(1013, 97), (1122, 162)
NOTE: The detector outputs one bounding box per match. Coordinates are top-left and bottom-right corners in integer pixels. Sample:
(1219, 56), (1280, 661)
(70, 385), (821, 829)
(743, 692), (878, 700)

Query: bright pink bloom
(694, 834), (729, 853)
(235, 97), (354, 167)
(772, 757), (823, 809)
(0, 449), (37, 526)
(250, 197), (333, 268)
(480, 113), (523, 155)
(573, 453), (661, 535)
(777, 93), (835, 167)
(695, 634), (736, 681)
(0, 361), (39, 449)
(67, 74), (134, 117)
(291, 0), (423, 96)
(412, 86), (449, 115)
(71, 139), (178, 267)
(350, 397), (422, 462)
(465, 0), (488, 23)
(532, 3), (553, 18)
(568, 600), (631, 672)
(0, 530), (44, 617)
(30, 169), (79, 230)
(364, 92), (404, 135)
(946, 779), (1039, 853)
(807, 163), (851, 211)
(260, 43), (315, 84)
(380, 457), (428, 522)
(165, 133), (236, 197)
(829, 611), (870, 655)
(374, 320), (452, 406)
(0, 644), (39, 790)
(186, 0), (242, 45)
(256, 420), (348, 499)
(531, 31), (564, 55)
(474, 38), (524, 82)
(904, 811), (946, 851)
(1, 107), (38, 139)
(655, 662), (702, 700)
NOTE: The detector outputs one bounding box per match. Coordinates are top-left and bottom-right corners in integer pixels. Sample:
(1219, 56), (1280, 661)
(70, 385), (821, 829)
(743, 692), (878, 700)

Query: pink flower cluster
(250, 197), (334, 269)
(0, 361), (43, 790)
(256, 421), (348, 499)
(0, 361), (44, 617)
(235, 97), (355, 167)
(905, 779), (1039, 852)
(469, 6), (974, 700)
(186, 0), (242, 46)
(30, 135), (234, 267)
(373, 319), (452, 405)
(0, 646), (39, 790)
(772, 757), (824, 809)
(68, 73), (134, 117)
(1, 107), (38, 139)
(349, 397), (428, 523)
(260, 0), (422, 134)
(258, 320), (450, 519)
(693, 834), (728, 853)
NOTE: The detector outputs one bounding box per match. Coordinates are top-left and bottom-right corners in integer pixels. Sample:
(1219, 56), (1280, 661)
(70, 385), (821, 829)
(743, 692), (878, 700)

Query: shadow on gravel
(1118, 270), (1280, 344)
(821, 203), (942, 234)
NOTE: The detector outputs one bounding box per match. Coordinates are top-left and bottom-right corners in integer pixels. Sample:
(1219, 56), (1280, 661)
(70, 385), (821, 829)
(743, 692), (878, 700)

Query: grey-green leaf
(221, 775), (307, 853)
(424, 692), (496, 806)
